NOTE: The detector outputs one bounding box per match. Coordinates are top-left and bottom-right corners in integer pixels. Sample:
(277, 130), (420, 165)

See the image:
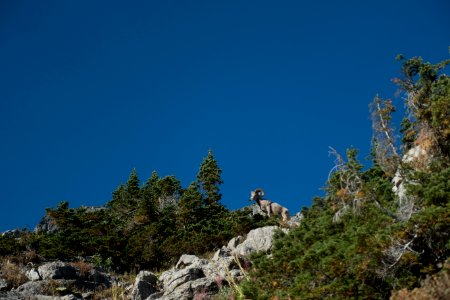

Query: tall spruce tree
(126, 168), (140, 198)
(196, 150), (223, 206)
(178, 182), (203, 225)
(136, 171), (160, 224)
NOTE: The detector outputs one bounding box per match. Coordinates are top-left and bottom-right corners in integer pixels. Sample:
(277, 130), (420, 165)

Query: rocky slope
(0, 225), (288, 300)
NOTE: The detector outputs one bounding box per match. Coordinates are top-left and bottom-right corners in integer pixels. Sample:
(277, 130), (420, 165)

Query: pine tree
(126, 168), (140, 198)
(145, 171), (159, 189)
(196, 150), (224, 206)
(136, 171), (160, 224)
(110, 184), (125, 206)
(141, 171), (159, 200)
(178, 182), (203, 225)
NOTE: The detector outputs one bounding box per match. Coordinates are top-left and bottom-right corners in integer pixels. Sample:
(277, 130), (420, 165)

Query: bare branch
(370, 96), (401, 175)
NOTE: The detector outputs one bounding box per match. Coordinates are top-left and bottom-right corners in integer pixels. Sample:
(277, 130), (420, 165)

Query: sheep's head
(250, 188), (265, 201)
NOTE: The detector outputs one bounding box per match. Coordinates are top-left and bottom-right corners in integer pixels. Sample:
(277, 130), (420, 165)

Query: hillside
(1, 54), (449, 299)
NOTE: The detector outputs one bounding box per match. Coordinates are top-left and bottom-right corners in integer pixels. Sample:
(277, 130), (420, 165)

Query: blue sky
(0, 1), (448, 231)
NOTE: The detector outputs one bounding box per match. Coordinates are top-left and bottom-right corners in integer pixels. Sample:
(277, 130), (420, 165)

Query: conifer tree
(196, 150), (224, 206)
(136, 171), (160, 224)
(178, 182), (203, 225)
(145, 171), (159, 189)
(141, 171), (159, 200)
(126, 168), (140, 198)
(110, 184), (125, 206)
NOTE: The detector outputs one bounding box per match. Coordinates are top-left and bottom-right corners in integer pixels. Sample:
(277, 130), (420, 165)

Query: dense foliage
(11, 151), (275, 272)
(238, 55), (450, 299)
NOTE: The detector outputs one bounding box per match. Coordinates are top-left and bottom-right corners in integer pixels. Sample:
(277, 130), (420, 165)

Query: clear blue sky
(0, 1), (448, 231)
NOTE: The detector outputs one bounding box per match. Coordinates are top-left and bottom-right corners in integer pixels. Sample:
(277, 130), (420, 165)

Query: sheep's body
(250, 189), (290, 222)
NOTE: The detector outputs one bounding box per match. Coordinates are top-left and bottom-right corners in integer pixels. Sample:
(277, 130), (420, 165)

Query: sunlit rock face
(392, 145), (434, 221)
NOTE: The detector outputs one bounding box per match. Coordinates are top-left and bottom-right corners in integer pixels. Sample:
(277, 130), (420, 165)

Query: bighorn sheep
(250, 188), (290, 222)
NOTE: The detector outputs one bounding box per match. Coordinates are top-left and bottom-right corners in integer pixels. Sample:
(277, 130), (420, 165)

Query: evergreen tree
(196, 150), (224, 206)
(109, 184), (125, 207)
(135, 171), (160, 225)
(142, 171), (159, 194)
(126, 168), (140, 198)
(178, 182), (203, 225)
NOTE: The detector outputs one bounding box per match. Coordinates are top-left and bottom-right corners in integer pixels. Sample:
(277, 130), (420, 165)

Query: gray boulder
(0, 291), (25, 299)
(145, 226), (287, 299)
(227, 236), (244, 251)
(26, 268), (41, 281)
(34, 215), (58, 234)
(288, 212), (304, 227)
(233, 226), (287, 257)
(156, 254), (223, 300)
(160, 267), (204, 296)
(175, 255), (209, 270)
(14, 279), (76, 297)
(38, 262), (78, 280)
(0, 279), (8, 291)
(130, 271), (158, 300)
(161, 277), (218, 300)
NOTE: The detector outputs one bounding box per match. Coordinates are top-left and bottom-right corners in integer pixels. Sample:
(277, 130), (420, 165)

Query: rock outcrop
(0, 279), (7, 291)
(140, 225), (287, 299)
(1, 261), (111, 300)
(1, 229), (21, 238)
(131, 271), (159, 300)
(392, 145), (434, 221)
(233, 226), (287, 257)
(1, 225), (288, 299)
(38, 261), (78, 280)
(34, 215), (59, 234)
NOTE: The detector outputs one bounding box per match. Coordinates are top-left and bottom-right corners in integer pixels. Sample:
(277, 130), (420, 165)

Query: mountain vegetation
(237, 54), (450, 299)
(2, 151), (274, 273)
(0, 54), (449, 299)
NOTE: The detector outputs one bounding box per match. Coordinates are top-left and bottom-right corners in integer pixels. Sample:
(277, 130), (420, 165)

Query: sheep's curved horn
(254, 188), (265, 197)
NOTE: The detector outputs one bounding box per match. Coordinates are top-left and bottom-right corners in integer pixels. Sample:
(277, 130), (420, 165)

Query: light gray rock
(161, 267), (204, 295)
(0, 279), (8, 291)
(14, 280), (46, 296)
(26, 268), (41, 281)
(250, 204), (267, 217)
(175, 254), (208, 270)
(81, 291), (94, 299)
(1, 229), (21, 238)
(0, 291), (25, 299)
(60, 295), (80, 300)
(130, 271), (158, 300)
(152, 226), (287, 299)
(287, 212), (303, 227)
(38, 262), (78, 280)
(392, 145), (432, 221)
(14, 279), (75, 297)
(212, 247), (231, 261)
(79, 206), (106, 213)
(158, 277), (218, 300)
(227, 236), (244, 251)
(233, 226), (286, 256)
(34, 215), (58, 234)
